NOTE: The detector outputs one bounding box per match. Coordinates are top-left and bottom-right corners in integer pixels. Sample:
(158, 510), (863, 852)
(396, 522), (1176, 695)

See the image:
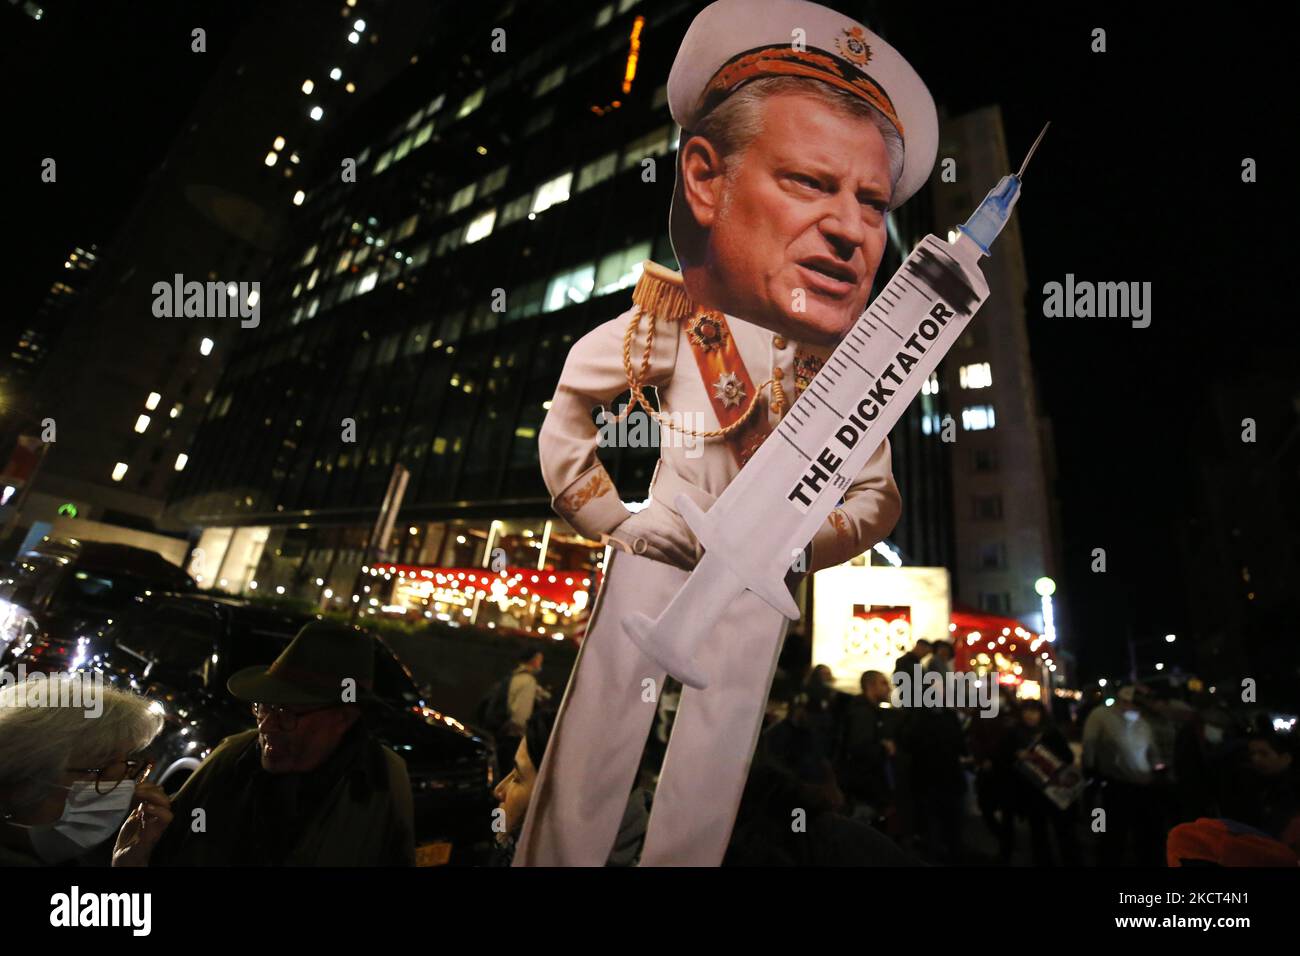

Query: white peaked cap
(667, 0), (939, 210)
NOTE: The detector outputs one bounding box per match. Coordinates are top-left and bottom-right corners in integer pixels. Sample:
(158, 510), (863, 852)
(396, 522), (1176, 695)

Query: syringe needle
(1016, 122), (1051, 179)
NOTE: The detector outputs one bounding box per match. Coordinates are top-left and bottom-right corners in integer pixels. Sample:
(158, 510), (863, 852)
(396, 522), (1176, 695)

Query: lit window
(531, 172), (573, 214)
(145, 392), (161, 411)
(301, 244), (317, 266)
(396, 213), (419, 240)
(535, 65), (566, 98)
(595, 240), (651, 295)
(456, 87), (485, 119)
(330, 67), (342, 81)
(464, 209), (496, 244)
(374, 149), (394, 174)
(170, 403), (183, 419)
(576, 151), (618, 192)
(111, 463), (128, 482)
(620, 125), (674, 171)
(273, 135), (286, 151)
(499, 194), (531, 226)
(264, 151), (278, 167)
(134, 414), (150, 434)
(413, 121), (434, 148)
(335, 248), (354, 274)
(200, 338), (214, 356)
(301, 79), (314, 95)
(448, 182), (477, 214)
(309, 105), (324, 121)
(353, 18), (366, 31)
(174, 453), (188, 472)
(921, 372), (939, 396)
(522, 107), (555, 138)
(543, 264), (596, 313)
(959, 362), (993, 389)
(357, 270), (379, 295)
(595, 4), (614, 27)
(293, 190), (305, 206)
(480, 165), (509, 196)
(306, 268), (320, 291)
(348, 31), (360, 44)
(961, 405), (996, 431)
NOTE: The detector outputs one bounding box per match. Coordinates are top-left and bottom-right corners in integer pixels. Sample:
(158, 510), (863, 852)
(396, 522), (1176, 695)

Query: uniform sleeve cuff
(552, 463), (631, 540)
(809, 508), (855, 572)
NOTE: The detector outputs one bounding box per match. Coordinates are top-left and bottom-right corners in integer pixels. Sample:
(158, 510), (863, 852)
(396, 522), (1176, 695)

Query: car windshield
(50, 570), (151, 613)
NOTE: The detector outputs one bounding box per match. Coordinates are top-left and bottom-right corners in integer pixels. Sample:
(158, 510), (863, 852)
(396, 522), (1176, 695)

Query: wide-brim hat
(667, 0), (939, 262)
(228, 620), (377, 706)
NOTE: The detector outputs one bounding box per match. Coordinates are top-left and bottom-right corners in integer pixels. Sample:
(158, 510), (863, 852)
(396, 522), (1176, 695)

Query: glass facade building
(169, 0), (958, 637)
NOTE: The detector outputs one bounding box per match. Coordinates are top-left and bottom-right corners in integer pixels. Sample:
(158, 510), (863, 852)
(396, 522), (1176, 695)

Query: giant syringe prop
(625, 123), (1050, 689)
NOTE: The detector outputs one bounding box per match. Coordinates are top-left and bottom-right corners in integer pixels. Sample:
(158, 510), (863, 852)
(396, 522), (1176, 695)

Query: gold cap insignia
(835, 26), (873, 67)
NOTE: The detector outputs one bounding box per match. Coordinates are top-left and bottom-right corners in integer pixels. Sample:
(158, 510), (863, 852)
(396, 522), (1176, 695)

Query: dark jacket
(0, 839), (42, 866)
(836, 697), (898, 804)
(151, 723), (415, 866)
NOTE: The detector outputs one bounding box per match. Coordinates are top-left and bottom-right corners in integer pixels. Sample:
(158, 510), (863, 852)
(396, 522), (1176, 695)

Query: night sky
(2, 1), (261, 316)
(4, 1), (1294, 682)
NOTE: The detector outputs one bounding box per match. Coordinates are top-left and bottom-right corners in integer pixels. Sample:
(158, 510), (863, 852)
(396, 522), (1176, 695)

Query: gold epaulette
(631, 259), (695, 323)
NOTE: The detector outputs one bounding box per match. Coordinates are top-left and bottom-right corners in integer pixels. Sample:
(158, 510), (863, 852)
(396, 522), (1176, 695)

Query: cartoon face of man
(676, 83), (896, 347)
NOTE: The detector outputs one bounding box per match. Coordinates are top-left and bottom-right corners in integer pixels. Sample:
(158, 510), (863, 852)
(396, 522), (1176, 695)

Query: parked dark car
(0, 539), (194, 662)
(2, 592), (497, 866)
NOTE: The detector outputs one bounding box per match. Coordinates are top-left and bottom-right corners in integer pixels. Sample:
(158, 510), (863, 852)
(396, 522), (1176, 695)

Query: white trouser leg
(513, 549), (679, 866)
(638, 590), (788, 866)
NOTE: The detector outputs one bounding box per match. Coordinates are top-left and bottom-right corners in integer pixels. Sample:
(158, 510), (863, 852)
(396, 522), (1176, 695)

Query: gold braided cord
(612, 304), (779, 439)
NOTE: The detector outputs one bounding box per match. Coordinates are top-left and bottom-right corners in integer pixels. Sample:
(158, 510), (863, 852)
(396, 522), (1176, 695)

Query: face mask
(9, 781), (137, 864)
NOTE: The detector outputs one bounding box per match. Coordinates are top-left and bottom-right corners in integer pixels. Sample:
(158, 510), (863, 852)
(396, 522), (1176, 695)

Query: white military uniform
(514, 0), (937, 866)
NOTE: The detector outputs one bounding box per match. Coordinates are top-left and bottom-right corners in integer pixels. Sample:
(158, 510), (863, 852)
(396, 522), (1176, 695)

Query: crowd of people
(2, 622), (1296, 868)
(725, 640), (1300, 867)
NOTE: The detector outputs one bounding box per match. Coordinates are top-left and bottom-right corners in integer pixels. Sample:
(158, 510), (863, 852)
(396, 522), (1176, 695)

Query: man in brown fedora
(143, 621), (415, 866)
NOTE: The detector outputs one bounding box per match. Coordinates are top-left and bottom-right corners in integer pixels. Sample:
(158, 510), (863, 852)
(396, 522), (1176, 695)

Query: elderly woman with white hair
(0, 675), (172, 866)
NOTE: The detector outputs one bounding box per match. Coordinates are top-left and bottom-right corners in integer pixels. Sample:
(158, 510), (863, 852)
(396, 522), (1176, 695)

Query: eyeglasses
(66, 758), (154, 795)
(251, 702), (336, 731)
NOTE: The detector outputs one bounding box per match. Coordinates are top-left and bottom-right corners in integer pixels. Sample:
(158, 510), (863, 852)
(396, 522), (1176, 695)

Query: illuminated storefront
(192, 514), (607, 642)
(368, 562), (597, 640)
(811, 558), (1057, 696)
